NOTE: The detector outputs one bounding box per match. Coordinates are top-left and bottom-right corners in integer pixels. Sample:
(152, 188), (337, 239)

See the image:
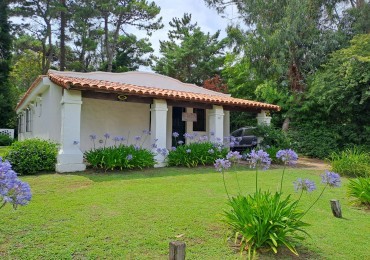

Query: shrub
(264, 146), (283, 164)
(5, 139), (58, 175)
(167, 142), (228, 167)
(84, 145), (155, 171)
(329, 147), (370, 177)
(253, 125), (290, 149)
(0, 134), (13, 146)
(224, 192), (308, 257)
(347, 177), (370, 208)
(217, 149), (341, 257)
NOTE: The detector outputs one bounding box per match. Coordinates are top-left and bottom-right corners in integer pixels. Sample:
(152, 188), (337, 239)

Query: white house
(16, 70), (280, 173)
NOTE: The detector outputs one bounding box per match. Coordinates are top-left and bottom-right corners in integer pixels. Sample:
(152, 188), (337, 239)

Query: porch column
(223, 110), (230, 138)
(257, 110), (272, 126)
(209, 105), (224, 142)
(56, 90), (86, 173)
(151, 99), (168, 167)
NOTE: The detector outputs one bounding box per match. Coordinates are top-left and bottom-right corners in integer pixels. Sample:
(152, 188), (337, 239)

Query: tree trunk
(60, 0), (66, 71)
(282, 117), (290, 132)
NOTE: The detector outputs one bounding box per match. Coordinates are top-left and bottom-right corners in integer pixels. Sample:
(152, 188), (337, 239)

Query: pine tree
(0, 0), (16, 128)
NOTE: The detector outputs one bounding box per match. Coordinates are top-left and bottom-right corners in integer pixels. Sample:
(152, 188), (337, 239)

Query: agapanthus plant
(216, 148), (341, 258)
(0, 157), (32, 210)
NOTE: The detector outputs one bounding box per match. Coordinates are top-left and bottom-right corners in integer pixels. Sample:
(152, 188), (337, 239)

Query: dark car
(230, 127), (258, 152)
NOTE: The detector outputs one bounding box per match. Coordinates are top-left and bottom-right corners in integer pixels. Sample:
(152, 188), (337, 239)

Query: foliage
(329, 147), (370, 178)
(219, 148), (341, 257)
(0, 134), (14, 146)
(167, 141), (228, 168)
(5, 139), (58, 175)
(202, 75), (228, 93)
(347, 177), (370, 207)
(0, 1), (17, 128)
(10, 49), (43, 93)
(288, 122), (340, 159)
(265, 146), (283, 164)
(0, 157), (32, 210)
(224, 191), (308, 257)
(153, 13), (227, 85)
(253, 125), (290, 149)
(84, 145), (155, 171)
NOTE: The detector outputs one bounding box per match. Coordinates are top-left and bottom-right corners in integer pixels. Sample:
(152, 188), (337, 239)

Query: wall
(80, 98), (151, 152)
(18, 81), (62, 143)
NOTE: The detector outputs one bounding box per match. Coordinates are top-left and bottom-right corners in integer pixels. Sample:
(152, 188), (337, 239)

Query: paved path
(295, 157), (330, 170)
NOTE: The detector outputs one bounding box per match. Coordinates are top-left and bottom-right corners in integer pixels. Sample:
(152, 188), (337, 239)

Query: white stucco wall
(18, 80), (62, 143)
(80, 98), (151, 152)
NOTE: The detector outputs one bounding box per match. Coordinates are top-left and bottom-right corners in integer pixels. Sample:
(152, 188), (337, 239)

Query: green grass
(1, 166), (369, 259)
(0, 146), (9, 157)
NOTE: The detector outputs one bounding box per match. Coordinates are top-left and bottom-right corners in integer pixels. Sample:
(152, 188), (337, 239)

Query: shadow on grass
(60, 165), (255, 183)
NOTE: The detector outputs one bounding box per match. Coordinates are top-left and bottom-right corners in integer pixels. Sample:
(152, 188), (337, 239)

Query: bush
(264, 146), (284, 164)
(347, 178), (370, 208)
(329, 147), (370, 177)
(84, 145), (155, 171)
(167, 142), (228, 167)
(224, 192), (308, 257)
(0, 134), (13, 146)
(253, 125), (290, 149)
(5, 139), (58, 175)
(288, 124), (340, 159)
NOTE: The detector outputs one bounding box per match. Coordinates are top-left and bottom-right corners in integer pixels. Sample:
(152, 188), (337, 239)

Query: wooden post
(330, 199), (342, 218)
(169, 241), (186, 260)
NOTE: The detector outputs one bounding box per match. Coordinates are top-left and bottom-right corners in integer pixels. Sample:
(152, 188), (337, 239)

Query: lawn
(1, 166), (369, 259)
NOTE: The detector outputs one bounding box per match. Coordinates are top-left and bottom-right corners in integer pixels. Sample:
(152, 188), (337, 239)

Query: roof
(17, 71), (280, 112)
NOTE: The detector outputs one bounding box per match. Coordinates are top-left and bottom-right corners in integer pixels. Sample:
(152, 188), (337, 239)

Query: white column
(223, 110), (230, 138)
(257, 110), (272, 126)
(209, 105), (224, 142)
(56, 90), (86, 173)
(151, 99), (168, 167)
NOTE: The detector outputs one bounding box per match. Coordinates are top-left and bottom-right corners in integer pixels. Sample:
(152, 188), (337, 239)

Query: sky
(129, 0), (236, 71)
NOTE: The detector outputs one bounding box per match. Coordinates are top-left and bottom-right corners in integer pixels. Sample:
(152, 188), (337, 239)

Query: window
(193, 108), (206, 131)
(26, 108), (32, 132)
(18, 114), (24, 133)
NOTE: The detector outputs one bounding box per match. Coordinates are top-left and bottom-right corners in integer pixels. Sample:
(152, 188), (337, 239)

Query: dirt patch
(295, 157), (330, 171)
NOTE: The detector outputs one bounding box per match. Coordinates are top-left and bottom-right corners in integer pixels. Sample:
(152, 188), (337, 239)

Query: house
(16, 70), (280, 172)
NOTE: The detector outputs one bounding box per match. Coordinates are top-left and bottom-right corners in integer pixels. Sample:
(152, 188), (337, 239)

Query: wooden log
(330, 199), (342, 218)
(169, 241), (186, 260)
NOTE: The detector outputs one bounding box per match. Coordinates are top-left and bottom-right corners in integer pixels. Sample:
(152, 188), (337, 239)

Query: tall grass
(347, 177), (370, 208)
(329, 147), (370, 177)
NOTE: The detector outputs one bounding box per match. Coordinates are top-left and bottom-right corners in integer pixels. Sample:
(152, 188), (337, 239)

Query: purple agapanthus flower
(0, 157), (32, 209)
(210, 131), (215, 136)
(172, 132), (179, 138)
(143, 129), (151, 135)
(103, 133), (110, 139)
(73, 141), (79, 145)
(276, 149), (299, 165)
(247, 149), (271, 170)
(119, 136), (126, 142)
(113, 136), (121, 142)
(177, 140), (184, 145)
(184, 133), (194, 140)
(321, 171), (341, 187)
(186, 149), (191, 153)
(226, 151), (242, 163)
(89, 134), (97, 140)
(208, 149), (214, 154)
(134, 136), (141, 141)
(171, 147), (177, 151)
(293, 178), (317, 192)
(156, 148), (168, 157)
(214, 158), (231, 172)
(126, 154), (133, 161)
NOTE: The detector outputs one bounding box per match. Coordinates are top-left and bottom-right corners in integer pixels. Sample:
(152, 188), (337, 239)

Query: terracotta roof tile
(48, 72), (280, 111)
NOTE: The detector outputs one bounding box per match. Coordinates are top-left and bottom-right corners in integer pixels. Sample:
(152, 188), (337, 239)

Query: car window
(232, 129), (243, 137)
(243, 128), (255, 136)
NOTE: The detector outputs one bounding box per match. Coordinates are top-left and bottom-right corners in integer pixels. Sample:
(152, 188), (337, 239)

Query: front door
(172, 107), (186, 146)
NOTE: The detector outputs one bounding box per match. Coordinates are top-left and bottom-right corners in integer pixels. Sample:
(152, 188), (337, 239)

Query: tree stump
(330, 199), (342, 218)
(169, 241), (186, 260)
